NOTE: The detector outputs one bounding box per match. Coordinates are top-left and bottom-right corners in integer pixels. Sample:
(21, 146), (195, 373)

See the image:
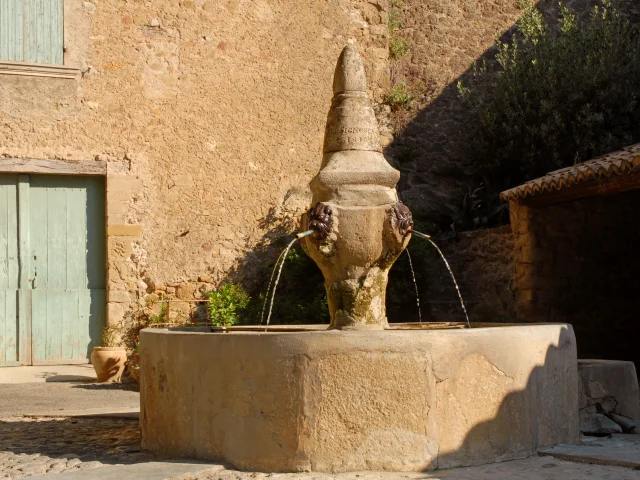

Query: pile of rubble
(578, 360), (640, 435)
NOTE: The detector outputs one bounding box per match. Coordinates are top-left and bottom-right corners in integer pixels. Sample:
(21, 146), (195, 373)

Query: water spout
(405, 249), (422, 323)
(296, 229), (314, 239)
(410, 230), (471, 328)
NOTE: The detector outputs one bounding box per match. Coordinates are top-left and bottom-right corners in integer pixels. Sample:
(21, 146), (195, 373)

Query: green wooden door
(0, 174), (19, 365)
(0, 174), (105, 366)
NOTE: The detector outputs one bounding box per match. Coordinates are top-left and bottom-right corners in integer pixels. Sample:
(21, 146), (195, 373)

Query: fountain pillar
(301, 44), (413, 330)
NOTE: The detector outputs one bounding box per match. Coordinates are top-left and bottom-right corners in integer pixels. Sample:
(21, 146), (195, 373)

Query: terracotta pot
(91, 347), (127, 383)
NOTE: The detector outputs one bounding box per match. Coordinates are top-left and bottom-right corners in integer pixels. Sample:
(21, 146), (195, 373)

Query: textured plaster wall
(510, 190), (640, 368)
(0, 0), (390, 325)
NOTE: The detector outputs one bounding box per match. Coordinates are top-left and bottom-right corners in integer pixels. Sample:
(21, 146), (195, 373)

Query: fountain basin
(140, 323), (578, 472)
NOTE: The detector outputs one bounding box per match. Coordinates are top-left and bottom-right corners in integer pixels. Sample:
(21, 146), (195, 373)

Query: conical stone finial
(332, 43), (368, 95)
(323, 44), (382, 154)
(312, 44), (400, 206)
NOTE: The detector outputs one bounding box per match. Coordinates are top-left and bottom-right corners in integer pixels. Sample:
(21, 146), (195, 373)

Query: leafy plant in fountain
(208, 283), (250, 327)
(458, 0), (640, 185)
(121, 295), (167, 364)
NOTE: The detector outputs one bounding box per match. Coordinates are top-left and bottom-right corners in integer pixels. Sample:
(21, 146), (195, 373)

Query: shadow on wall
(426, 324), (578, 470)
(221, 200), (329, 326)
(385, 0), (640, 221)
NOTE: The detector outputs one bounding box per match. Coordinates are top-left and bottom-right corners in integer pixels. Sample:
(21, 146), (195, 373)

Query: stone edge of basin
(140, 323), (579, 473)
(143, 322), (574, 335)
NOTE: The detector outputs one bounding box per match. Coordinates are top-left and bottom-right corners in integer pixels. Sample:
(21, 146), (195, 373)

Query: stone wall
(0, 0), (389, 325)
(427, 226), (515, 324)
(510, 190), (640, 368)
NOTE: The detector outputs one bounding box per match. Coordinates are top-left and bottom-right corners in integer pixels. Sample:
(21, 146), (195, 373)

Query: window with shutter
(0, 0), (64, 65)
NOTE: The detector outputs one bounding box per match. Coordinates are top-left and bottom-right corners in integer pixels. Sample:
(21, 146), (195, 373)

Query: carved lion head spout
(301, 45), (412, 330)
(307, 203), (333, 242)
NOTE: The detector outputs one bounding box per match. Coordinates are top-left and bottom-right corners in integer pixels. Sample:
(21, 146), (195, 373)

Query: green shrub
(388, 7), (403, 34)
(389, 37), (408, 59)
(207, 283), (250, 327)
(385, 82), (413, 109)
(459, 0), (640, 184)
(150, 298), (167, 324)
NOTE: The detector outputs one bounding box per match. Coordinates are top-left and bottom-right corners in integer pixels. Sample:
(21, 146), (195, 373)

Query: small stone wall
(424, 226), (515, 323)
(510, 190), (640, 369)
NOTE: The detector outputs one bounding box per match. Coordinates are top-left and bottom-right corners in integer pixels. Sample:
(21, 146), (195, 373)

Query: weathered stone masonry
(0, 0), (390, 326)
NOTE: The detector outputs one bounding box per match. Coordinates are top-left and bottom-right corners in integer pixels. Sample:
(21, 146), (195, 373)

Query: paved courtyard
(0, 416), (149, 478)
(0, 369), (639, 480)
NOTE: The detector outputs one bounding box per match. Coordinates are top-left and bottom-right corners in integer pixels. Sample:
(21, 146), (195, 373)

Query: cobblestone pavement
(181, 456), (640, 480)
(2, 416), (640, 480)
(0, 416), (152, 478)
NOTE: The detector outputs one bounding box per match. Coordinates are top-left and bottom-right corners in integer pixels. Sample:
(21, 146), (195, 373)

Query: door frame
(0, 158), (106, 366)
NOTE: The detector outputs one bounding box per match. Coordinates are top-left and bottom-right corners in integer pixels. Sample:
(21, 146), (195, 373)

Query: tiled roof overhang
(500, 144), (640, 205)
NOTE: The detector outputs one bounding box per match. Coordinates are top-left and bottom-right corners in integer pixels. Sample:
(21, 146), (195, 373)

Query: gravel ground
(0, 416), (151, 478)
(0, 382), (139, 417)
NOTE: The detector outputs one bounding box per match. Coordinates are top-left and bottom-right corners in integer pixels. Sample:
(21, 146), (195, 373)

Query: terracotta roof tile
(500, 143), (640, 201)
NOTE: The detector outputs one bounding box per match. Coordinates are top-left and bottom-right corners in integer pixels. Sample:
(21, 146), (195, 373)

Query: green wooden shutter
(0, 0), (64, 65)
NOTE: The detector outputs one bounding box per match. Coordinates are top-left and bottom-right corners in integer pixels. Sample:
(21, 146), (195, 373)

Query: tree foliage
(459, 1), (640, 184)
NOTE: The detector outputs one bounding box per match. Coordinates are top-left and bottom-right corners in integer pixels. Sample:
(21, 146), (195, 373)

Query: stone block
(108, 290), (131, 304)
(107, 199), (128, 215)
(579, 411), (622, 435)
(107, 225), (143, 237)
(107, 213), (127, 225)
(578, 359), (640, 421)
(108, 237), (133, 258)
(517, 275), (568, 291)
(609, 413), (640, 433)
(107, 189), (136, 202)
(107, 302), (126, 326)
(107, 175), (141, 192)
(515, 289), (534, 304)
(175, 283), (198, 300)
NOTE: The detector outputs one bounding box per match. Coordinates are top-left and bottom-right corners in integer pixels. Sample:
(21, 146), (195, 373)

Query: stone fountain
(140, 45), (579, 473)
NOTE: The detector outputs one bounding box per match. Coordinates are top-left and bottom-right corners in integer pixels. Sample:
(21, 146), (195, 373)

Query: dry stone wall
(426, 226), (515, 324)
(0, 0), (390, 325)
